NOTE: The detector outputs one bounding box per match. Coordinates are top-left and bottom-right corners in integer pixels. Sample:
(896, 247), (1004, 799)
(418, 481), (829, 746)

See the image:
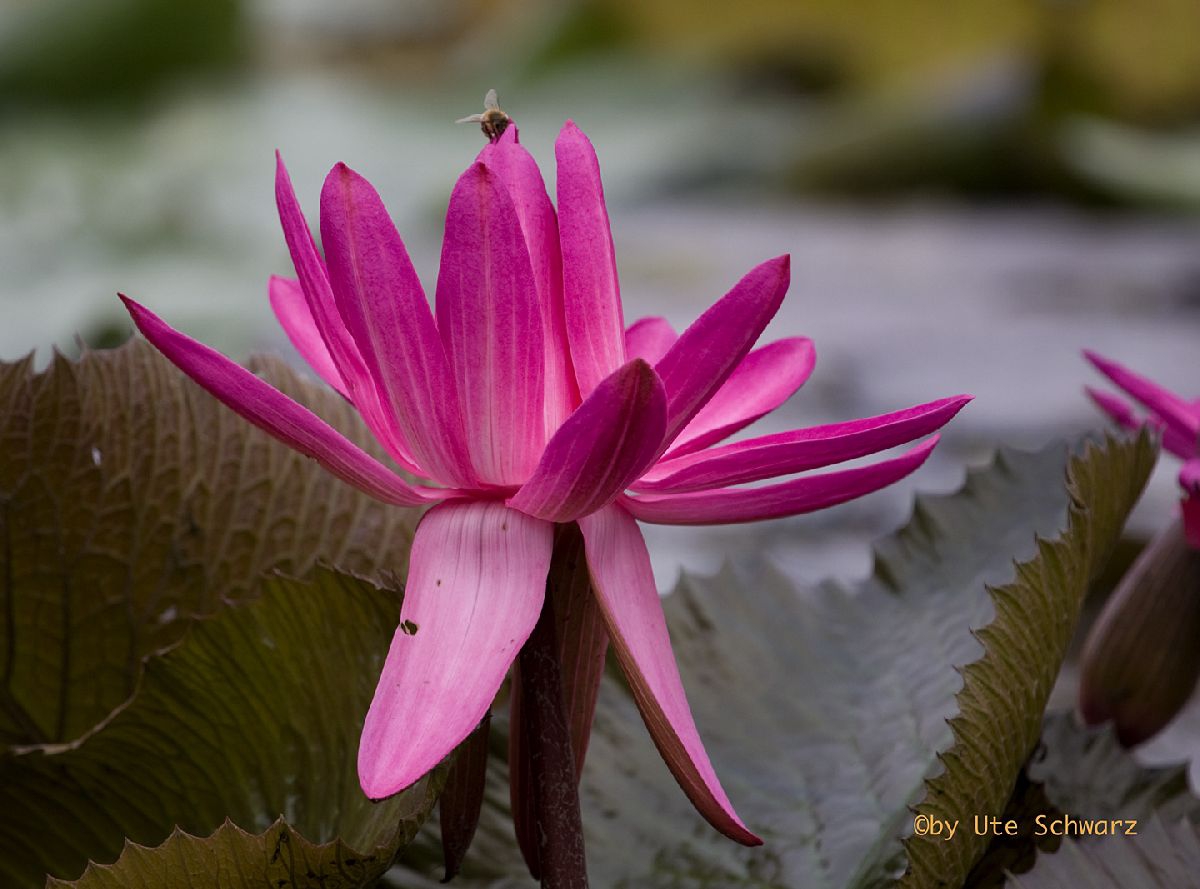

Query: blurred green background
(1, 0), (1199, 587)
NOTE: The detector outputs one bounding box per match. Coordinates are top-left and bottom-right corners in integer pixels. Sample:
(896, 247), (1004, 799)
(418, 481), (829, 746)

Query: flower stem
(518, 594), (589, 888)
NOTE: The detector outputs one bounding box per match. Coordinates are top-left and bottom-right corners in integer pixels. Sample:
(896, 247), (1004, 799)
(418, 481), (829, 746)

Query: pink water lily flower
(121, 121), (969, 848)
(1085, 350), (1200, 548)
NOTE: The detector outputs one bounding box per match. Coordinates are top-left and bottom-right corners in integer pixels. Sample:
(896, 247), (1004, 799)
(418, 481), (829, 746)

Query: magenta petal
(121, 296), (444, 507)
(478, 127), (577, 433)
(638, 396), (970, 493)
(1086, 386), (1194, 460)
(556, 121), (626, 399)
(275, 156), (424, 476)
(624, 436), (940, 525)
(509, 359), (667, 523)
(321, 163), (478, 488)
(667, 336), (816, 458)
(1084, 350), (1199, 446)
(577, 505), (760, 845)
(268, 275), (348, 398)
(359, 501), (552, 798)
(436, 163), (545, 485)
(655, 256), (791, 445)
(625, 317), (678, 365)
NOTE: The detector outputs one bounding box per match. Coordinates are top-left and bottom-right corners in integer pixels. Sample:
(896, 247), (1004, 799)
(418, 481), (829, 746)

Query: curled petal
(359, 501), (552, 798)
(638, 396), (970, 493)
(478, 126), (577, 433)
(624, 436), (939, 525)
(321, 163), (477, 487)
(268, 275), (348, 398)
(665, 337), (816, 458)
(436, 162), (545, 484)
(577, 505), (760, 845)
(556, 121), (625, 398)
(625, 317), (678, 365)
(509, 359), (667, 522)
(656, 256), (790, 445)
(121, 296), (444, 507)
(1085, 350), (1199, 452)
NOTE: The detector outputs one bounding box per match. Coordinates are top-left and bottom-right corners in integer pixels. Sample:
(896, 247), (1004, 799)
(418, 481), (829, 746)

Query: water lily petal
(577, 505), (760, 845)
(436, 162), (545, 485)
(321, 162), (477, 488)
(1085, 350), (1199, 451)
(268, 275), (348, 398)
(1086, 386), (1194, 460)
(639, 396), (969, 493)
(275, 155), (424, 476)
(556, 121), (625, 398)
(508, 359), (666, 522)
(121, 296), (444, 507)
(656, 256), (791, 444)
(665, 337), (816, 458)
(624, 316), (678, 365)
(478, 127), (577, 433)
(359, 501), (552, 798)
(624, 436), (939, 524)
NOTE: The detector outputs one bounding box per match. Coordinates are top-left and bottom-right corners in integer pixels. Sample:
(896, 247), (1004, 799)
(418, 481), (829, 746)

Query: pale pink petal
(321, 163), (477, 488)
(478, 126), (577, 433)
(121, 296), (444, 507)
(624, 317), (678, 365)
(436, 162), (545, 485)
(359, 501), (552, 798)
(655, 256), (791, 444)
(1086, 386), (1194, 460)
(666, 337), (816, 458)
(577, 505), (760, 845)
(556, 121), (625, 398)
(509, 360), (666, 522)
(638, 396), (969, 493)
(1085, 350), (1199, 448)
(275, 156), (424, 476)
(268, 275), (348, 397)
(624, 436), (939, 525)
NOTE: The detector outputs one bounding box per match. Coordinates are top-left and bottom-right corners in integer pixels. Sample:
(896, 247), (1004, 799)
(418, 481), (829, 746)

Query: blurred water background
(2, 0), (1199, 594)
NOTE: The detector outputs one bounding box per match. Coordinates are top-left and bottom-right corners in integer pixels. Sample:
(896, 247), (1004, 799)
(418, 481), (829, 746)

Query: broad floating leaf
(391, 433), (1154, 888)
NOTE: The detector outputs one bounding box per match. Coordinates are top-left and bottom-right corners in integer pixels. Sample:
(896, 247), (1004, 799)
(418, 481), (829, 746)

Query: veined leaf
(3, 569), (441, 889)
(0, 340), (417, 747)
(391, 433), (1154, 888)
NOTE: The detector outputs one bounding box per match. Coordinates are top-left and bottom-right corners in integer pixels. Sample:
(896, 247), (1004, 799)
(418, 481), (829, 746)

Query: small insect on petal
(401, 619), (420, 636)
(456, 88), (511, 142)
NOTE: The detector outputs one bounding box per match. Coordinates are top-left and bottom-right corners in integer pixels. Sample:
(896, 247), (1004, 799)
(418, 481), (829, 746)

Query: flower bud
(1078, 518), (1200, 746)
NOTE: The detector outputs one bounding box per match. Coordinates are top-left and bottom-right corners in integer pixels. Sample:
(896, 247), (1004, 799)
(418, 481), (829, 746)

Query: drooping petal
(275, 155), (424, 476)
(321, 163), (478, 488)
(655, 256), (791, 445)
(478, 126), (577, 433)
(624, 436), (939, 525)
(121, 296), (444, 507)
(508, 359), (666, 522)
(268, 275), (348, 398)
(436, 162), (545, 485)
(359, 501), (552, 798)
(439, 714), (491, 882)
(665, 337), (816, 458)
(1084, 350), (1199, 451)
(577, 505), (760, 845)
(1086, 386), (1194, 460)
(624, 316), (678, 365)
(556, 121), (625, 398)
(637, 396), (970, 493)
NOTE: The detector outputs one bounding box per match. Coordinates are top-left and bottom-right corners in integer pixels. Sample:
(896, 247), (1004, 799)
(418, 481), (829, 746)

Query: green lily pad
(5, 568), (441, 889)
(0, 340), (417, 748)
(390, 433), (1154, 888)
(1004, 816), (1200, 889)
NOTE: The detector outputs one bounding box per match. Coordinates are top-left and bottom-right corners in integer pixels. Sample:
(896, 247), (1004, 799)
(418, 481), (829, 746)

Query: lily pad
(0, 340), (416, 748)
(391, 433), (1154, 888)
(6, 568), (441, 889)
